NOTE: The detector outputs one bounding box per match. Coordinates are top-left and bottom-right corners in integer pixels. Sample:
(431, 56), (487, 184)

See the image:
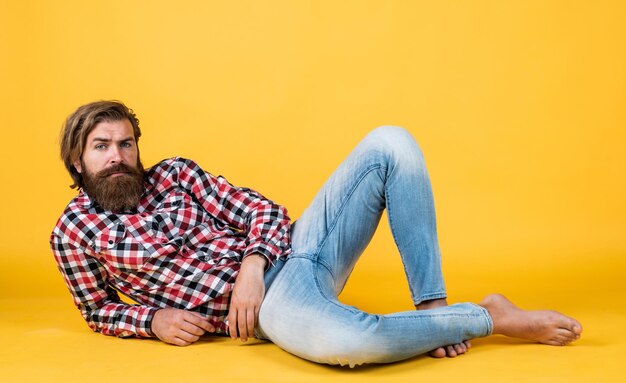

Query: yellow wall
(1, 0), (625, 302)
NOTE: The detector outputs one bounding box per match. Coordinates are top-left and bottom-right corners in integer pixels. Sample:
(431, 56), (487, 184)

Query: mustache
(96, 163), (142, 179)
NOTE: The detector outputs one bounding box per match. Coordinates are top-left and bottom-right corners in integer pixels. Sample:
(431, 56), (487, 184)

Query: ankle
(415, 298), (448, 310)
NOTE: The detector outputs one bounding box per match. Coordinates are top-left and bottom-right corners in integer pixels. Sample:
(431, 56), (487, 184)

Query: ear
(73, 159), (82, 174)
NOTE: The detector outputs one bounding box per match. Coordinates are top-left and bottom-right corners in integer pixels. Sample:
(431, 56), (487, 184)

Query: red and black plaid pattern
(50, 157), (291, 338)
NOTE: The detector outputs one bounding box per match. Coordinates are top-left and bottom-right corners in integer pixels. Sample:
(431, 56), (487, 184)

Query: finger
(172, 336), (193, 347)
(228, 304), (239, 339)
(163, 333), (192, 347)
(254, 305), (261, 329)
(183, 312), (215, 333)
(227, 308), (237, 339)
(179, 321), (206, 337)
(238, 308), (248, 342)
(175, 329), (201, 344)
(246, 307), (256, 338)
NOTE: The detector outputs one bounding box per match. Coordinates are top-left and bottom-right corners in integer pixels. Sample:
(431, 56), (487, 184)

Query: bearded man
(51, 100), (582, 366)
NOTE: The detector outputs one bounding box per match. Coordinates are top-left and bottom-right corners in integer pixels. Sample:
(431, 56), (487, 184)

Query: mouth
(107, 172), (129, 178)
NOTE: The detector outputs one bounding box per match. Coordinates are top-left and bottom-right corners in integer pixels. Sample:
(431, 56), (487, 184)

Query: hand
(151, 308), (215, 346)
(227, 254), (267, 342)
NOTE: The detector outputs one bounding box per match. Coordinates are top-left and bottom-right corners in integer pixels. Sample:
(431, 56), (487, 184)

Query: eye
(95, 143), (107, 150)
(121, 142), (132, 148)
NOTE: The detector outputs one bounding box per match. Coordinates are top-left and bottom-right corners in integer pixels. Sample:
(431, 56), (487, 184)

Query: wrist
(148, 308), (163, 337)
(242, 254), (267, 269)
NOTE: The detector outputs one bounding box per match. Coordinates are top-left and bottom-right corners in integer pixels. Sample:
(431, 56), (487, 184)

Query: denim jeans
(257, 126), (493, 367)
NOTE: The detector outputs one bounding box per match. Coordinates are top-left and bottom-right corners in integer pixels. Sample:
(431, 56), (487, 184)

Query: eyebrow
(90, 136), (135, 143)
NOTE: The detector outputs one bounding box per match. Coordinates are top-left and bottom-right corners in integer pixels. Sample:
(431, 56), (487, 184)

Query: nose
(109, 146), (123, 165)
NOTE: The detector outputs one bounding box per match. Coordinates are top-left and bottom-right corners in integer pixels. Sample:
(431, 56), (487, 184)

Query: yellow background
(1, 1), (625, 382)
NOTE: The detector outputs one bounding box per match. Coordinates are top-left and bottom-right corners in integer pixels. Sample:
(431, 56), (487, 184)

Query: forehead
(86, 119), (135, 142)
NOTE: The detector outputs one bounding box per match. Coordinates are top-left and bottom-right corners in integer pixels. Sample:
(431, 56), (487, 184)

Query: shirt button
(108, 240), (114, 245)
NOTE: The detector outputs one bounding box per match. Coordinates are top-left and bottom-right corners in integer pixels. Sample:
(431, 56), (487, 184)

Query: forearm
(227, 253), (267, 341)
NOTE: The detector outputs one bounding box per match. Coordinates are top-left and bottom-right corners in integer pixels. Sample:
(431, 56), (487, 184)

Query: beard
(82, 161), (145, 212)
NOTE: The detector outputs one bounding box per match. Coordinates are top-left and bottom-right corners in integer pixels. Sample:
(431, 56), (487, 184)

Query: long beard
(82, 162), (145, 212)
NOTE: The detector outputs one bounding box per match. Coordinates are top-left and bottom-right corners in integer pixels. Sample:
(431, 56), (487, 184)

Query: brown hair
(60, 100), (142, 189)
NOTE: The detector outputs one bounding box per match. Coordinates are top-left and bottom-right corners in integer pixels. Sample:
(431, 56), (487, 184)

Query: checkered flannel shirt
(50, 157), (292, 338)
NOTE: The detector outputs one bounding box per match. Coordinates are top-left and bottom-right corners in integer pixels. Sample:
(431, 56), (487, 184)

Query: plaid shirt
(50, 157), (291, 338)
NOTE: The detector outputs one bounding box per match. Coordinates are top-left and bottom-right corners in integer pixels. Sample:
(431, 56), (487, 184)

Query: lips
(97, 164), (136, 179)
(108, 172), (129, 177)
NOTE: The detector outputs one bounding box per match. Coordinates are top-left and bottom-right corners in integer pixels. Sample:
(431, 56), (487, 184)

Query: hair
(60, 100), (142, 189)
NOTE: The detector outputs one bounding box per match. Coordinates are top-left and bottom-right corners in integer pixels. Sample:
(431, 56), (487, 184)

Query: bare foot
(415, 298), (472, 358)
(428, 340), (472, 358)
(479, 293), (583, 346)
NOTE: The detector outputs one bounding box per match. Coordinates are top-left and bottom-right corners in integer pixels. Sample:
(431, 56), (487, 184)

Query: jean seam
(313, 267), (368, 316)
(415, 292), (448, 305)
(473, 303), (494, 335)
(385, 164), (445, 305)
(385, 164), (421, 304)
(384, 313), (486, 320)
(313, 163), (385, 281)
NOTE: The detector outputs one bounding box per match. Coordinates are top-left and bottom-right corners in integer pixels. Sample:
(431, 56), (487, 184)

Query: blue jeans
(257, 126), (493, 367)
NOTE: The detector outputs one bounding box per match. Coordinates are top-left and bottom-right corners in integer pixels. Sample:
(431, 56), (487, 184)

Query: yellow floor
(2, 241), (625, 383)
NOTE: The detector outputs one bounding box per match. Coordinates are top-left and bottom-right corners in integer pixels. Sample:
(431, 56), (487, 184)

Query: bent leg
(289, 126), (445, 303)
(258, 127), (491, 365)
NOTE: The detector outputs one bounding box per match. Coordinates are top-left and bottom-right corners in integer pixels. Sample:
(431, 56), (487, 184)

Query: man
(51, 100), (582, 367)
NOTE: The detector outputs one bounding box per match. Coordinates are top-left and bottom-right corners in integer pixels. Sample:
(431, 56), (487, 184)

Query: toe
(555, 328), (578, 343)
(446, 345), (457, 357)
(429, 347), (446, 358)
(544, 338), (563, 346)
(571, 320), (583, 335)
(557, 315), (583, 335)
(454, 343), (465, 354)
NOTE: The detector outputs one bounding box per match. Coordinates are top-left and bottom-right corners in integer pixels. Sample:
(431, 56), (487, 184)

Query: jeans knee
(286, 315), (388, 367)
(363, 126), (425, 168)
(296, 329), (372, 367)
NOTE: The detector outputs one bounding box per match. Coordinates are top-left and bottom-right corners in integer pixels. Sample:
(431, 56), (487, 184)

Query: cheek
(125, 149), (139, 164)
(81, 152), (106, 174)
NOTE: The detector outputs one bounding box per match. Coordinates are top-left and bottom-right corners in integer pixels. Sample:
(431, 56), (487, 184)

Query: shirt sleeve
(175, 158), (292, 266)
(50, 233), (159, 338)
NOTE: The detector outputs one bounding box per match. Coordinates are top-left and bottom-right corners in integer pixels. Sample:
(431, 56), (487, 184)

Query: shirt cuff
(243, 242), (281, 269)
(135, 306), (161, 338)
